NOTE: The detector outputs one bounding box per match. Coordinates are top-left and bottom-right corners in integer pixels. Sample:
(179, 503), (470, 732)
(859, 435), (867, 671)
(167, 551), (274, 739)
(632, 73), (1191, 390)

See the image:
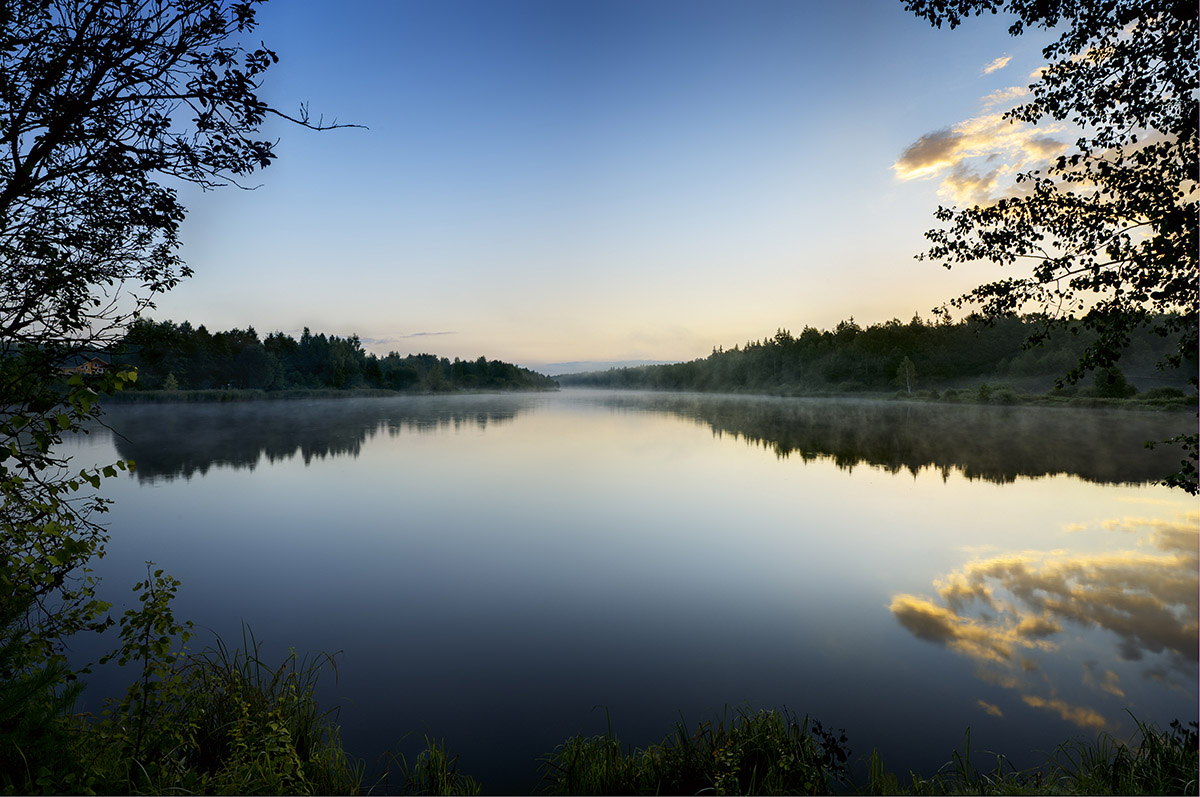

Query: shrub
(1141, 386), (1186, 400)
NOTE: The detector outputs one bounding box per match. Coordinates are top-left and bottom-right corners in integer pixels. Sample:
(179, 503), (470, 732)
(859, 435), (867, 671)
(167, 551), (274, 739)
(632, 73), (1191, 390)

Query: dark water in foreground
(62, 390), (1197, 792)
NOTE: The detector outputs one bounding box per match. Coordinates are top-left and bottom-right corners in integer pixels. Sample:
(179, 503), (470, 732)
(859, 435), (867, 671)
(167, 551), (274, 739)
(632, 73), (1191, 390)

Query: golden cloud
(982, 55), (1012, 74)
(893, 102), (1068, 205)
(982, 85), (1028, 107)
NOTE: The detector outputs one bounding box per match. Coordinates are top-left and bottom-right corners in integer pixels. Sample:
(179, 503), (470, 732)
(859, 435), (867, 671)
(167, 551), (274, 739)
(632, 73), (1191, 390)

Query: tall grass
(540, 706), (850, 795)
(13, 624), (364, 795)
(164, 626), (364, 795)
(1052, 717), (1199, 796)
(378, 735), (482, 795)
(863, 717), (1199, 796)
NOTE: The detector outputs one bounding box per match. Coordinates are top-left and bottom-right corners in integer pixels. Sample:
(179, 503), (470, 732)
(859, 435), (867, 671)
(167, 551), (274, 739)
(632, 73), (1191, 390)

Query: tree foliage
(0, 0), (343, 773)
(118, 319), (559, 393)
(558, 315), (1192, 399)
(902, 0), (1198, 491)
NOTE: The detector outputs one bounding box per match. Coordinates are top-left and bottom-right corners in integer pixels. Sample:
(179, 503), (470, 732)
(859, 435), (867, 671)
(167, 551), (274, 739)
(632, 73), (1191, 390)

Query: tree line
(117, 318), (557, 393)
(558, 314), (1194, 397)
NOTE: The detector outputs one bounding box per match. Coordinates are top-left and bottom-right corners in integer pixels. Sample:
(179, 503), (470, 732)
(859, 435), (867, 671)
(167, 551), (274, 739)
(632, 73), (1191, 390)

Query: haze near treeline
(157, 0), (1063, 371)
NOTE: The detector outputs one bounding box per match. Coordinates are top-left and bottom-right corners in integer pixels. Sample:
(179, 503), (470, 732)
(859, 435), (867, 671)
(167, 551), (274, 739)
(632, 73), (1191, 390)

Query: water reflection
(890, 513), (1199, 730)
(98, 390), (1190, 486)
(587, 392), (1188, 486)
(63, 390), (1196, 789)
(102, 395), (538, 482)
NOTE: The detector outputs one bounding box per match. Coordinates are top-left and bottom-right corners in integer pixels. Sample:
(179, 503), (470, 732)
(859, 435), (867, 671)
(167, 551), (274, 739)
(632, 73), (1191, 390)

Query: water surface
(63, 390), (1197, 792)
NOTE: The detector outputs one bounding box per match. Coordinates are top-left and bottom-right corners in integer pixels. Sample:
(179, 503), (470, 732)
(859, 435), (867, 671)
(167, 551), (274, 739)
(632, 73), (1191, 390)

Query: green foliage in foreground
(532, 709), (1198, 796)
(533, 711), (1199, 796)
(541, 707), (850, 795)
(385, 735), (482, 796)
(1, 568), (362, 796)
(865, 721), (1199, 796)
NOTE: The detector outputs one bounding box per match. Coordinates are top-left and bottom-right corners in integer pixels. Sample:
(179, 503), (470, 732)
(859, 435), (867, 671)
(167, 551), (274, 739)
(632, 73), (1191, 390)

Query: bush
(1092, 366), (1138, 398)
(1141, 386), (1187, 400)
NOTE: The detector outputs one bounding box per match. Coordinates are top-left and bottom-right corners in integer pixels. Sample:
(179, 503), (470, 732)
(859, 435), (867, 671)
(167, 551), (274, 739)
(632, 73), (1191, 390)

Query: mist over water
(63, 390), (1197, 792)
(106, 391), (1183, 485)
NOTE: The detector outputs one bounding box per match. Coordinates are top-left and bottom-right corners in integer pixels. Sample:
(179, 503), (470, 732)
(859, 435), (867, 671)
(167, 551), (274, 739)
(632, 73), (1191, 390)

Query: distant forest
(115, 319), (558, 393)
(557, 315), (1196, 398)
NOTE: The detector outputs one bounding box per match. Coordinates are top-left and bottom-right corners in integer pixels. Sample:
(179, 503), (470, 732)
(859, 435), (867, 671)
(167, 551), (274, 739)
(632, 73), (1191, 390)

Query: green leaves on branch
(905, 0), (1198, 492)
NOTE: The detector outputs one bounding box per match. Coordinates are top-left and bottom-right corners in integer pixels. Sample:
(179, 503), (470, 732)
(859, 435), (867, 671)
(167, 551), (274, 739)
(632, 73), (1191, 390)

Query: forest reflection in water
(588, 392), (1188, 485)
(104, 394), (536, 482)
(70, 389), (1196, 791)
(106, 390), (1191, 486)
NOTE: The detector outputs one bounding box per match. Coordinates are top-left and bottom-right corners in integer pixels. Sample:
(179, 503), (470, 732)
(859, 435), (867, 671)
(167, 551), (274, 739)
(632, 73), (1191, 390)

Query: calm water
(61, 390), (1197, 792)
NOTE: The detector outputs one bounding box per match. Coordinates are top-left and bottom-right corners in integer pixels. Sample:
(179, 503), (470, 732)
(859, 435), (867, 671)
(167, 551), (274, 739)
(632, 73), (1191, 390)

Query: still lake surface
(62, 389), (1197, 792)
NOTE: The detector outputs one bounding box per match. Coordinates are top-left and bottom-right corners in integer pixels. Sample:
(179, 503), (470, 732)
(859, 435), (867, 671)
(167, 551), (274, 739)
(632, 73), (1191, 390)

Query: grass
(9, 666), (1195, 796)
(377, 735), (482, 795)
(848, 717), (1198, 796)
(540, 706), (850, 795)
(533, 709), (1197, 796)
(4, 623), (364, 795)
(161, 626), (365, 795)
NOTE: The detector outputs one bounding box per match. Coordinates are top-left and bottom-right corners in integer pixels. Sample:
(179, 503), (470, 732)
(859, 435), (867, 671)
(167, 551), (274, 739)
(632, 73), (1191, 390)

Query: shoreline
(99, 384), (1196, 412)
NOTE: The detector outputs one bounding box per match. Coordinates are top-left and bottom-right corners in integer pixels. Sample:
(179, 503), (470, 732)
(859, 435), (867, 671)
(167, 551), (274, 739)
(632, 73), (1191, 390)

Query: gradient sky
(156, 0), (1062, 371)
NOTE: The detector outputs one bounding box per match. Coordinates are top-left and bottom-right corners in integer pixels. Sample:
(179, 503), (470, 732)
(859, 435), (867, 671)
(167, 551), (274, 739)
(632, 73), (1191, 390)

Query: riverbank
(101, 385), (560, 403)
(16, 653), (1196, 797)
(564, 383), (1197, 412)
(98, 383), (1194, 412)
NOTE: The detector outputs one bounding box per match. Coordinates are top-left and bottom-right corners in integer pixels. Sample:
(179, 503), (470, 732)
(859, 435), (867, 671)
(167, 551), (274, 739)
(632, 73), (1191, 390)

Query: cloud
(981, 85), (1028, 107)
(893, 129), (967, 182)
(982, 55), (1012, 74)
(893, 102), (1068, 205)
(400, 331), (456, 338)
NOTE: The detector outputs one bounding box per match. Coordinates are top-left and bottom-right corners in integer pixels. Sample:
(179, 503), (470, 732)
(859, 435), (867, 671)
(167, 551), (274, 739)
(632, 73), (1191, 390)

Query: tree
(896, 356), (917, 394)
(0, 0), (344, 688)
(904, 0), (1197, 492)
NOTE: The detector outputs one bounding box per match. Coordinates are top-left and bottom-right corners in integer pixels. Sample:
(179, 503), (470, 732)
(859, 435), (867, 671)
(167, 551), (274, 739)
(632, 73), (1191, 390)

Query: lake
(61, 389), (1198, 793)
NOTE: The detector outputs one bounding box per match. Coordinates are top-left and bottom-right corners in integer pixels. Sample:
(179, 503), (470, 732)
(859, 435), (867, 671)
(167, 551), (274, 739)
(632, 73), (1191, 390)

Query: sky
(156, 0), (1065, 372)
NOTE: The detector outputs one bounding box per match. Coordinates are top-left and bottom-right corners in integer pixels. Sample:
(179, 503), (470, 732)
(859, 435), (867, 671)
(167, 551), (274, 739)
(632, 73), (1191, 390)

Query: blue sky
(159, 0), (1060, 371)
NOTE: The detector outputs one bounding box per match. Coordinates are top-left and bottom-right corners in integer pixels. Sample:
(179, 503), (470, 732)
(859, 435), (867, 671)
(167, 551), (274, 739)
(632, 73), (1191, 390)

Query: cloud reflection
(890, 514), (1198, 729)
